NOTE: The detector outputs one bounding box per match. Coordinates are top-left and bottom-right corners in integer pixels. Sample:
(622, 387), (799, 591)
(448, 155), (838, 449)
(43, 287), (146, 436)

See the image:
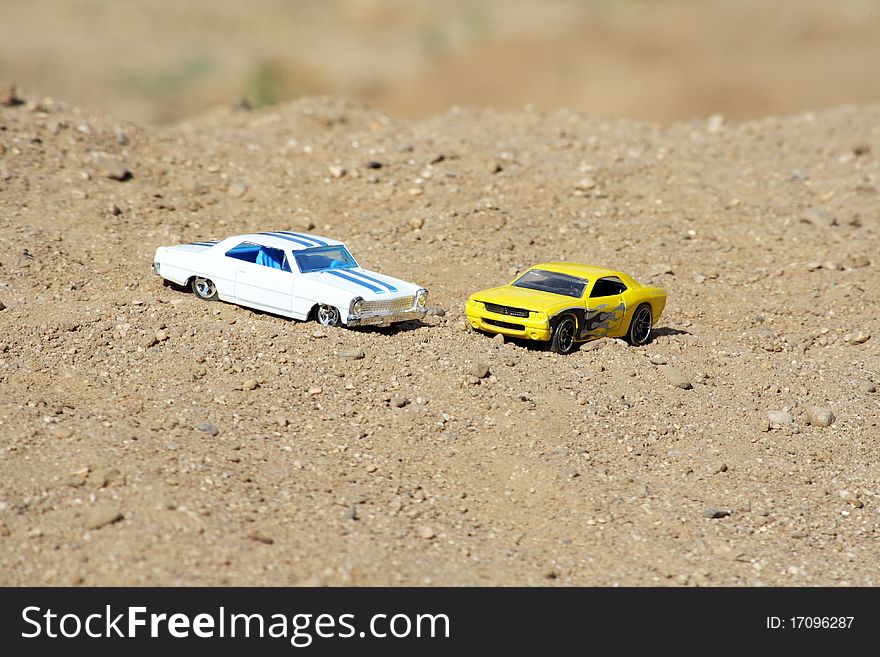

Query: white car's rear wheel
(191, 276), (218, 301)
(317, 304), (341, 327)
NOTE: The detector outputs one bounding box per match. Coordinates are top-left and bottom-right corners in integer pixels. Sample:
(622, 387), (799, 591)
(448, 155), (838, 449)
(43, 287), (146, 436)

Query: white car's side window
(225, 242), (291, 272)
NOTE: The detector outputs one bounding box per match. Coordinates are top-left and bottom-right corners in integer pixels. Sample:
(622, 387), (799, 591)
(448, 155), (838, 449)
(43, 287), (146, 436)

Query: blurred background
(2, 0), (879, 124)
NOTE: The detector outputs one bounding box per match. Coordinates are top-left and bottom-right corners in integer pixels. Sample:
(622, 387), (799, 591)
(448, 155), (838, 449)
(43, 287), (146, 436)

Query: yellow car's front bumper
(465, 299), (552, 341)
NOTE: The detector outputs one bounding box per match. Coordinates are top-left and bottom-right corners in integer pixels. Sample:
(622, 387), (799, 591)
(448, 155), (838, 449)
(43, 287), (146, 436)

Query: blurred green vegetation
(243, 57), (326, 109)
(116, 56), (214, 95)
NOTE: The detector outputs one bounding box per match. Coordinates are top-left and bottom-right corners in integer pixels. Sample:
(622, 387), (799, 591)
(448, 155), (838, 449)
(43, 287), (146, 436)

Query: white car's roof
(223, 231), (344, 251)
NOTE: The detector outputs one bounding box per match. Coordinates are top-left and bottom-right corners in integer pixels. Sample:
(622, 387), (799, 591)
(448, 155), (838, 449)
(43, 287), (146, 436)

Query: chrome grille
(484, 303), (530, 318)
(361, 296), (415, 314)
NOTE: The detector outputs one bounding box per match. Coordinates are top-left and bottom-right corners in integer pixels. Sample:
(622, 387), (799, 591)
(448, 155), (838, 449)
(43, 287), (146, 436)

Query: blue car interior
(226, 242), (291, 272)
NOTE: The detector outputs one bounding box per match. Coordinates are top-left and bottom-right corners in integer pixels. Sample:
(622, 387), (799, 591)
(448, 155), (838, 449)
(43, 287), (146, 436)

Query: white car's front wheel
(316, 304), (341, 327)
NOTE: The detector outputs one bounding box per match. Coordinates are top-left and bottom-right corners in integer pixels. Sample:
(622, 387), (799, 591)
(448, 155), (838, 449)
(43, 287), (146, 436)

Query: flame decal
(580, 302), (626, 339)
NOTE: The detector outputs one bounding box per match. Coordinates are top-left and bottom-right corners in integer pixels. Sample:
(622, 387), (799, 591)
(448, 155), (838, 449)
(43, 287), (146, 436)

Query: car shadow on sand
(468, 324), (691, 353)
(362, 319), (432, 335)
(652, 326), (690, 339)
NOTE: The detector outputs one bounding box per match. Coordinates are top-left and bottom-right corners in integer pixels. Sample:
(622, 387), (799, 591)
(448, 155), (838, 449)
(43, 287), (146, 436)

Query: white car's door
(234, 260), (294, 314)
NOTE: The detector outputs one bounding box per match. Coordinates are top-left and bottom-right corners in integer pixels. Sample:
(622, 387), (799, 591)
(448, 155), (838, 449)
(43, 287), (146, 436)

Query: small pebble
(701, 507), (731, 519)
(767, 410), (794, 426)
(658, 365), (692, 390)
(89, 467), (121, 488)
(468, 362), (490, 379)
(197, 422), (220, 437)
(84, 506), (123, 530)
(95, 155), (131, 181)
(805, 406), (834, 428)
(227, 181), (248, 197)
(802, 207), (836, 228)
(843, 331), (870, 344)
(579, 341), (603, 352)
(338, 348), (365, 360)
(243, 378), (259, 391)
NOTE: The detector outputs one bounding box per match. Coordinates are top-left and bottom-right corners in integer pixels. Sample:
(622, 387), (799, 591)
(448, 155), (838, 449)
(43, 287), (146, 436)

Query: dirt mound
(0, 93), (878, 585)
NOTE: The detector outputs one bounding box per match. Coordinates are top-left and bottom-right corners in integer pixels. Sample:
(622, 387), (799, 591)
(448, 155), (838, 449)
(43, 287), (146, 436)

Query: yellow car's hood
(470, 286), (579, 313)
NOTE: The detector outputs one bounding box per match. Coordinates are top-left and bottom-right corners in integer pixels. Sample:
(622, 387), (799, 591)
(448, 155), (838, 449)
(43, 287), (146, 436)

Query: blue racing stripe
(279, 231), (328, 247)
(346, 269), (397, 292)
(190, 242), (216, 246)
(326, 270), (384, 294)
(259, 232), (314, 248)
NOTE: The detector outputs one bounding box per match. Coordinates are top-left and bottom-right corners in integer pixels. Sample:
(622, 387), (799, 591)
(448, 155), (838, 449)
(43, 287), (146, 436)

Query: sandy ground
(0, 91), (878, 586)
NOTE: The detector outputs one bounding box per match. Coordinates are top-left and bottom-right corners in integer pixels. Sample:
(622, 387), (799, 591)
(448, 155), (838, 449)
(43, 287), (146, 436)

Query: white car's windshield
(512, 269), (588, 298)
(294, 246), (358, 273)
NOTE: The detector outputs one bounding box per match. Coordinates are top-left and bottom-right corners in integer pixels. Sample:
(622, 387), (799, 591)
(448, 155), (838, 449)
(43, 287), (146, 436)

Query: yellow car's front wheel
(550, 315), (577, 354)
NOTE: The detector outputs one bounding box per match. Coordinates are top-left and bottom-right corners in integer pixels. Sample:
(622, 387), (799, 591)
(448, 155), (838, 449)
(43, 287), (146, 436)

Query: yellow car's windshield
(512, 269), (587, 298)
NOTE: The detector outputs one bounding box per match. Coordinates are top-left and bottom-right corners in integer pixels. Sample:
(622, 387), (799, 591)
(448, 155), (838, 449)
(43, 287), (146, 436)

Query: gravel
(2, 94), (879, 588)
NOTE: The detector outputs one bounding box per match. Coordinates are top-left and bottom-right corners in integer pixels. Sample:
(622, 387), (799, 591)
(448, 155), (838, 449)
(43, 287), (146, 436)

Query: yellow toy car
(465, 263), (666, 353)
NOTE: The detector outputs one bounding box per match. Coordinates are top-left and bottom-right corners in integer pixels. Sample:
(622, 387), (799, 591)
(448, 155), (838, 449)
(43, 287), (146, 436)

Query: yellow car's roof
(528, 262), (621, 281)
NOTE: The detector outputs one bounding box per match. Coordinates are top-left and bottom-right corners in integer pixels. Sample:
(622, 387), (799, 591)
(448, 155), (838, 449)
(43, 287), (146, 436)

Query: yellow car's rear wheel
(550, 315), (577, 354)
(626, 304), (653, 346)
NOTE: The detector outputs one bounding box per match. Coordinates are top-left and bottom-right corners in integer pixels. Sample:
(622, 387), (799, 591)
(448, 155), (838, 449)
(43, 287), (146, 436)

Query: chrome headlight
(415, 289), (428, 308)
(350, 297), (365, 316)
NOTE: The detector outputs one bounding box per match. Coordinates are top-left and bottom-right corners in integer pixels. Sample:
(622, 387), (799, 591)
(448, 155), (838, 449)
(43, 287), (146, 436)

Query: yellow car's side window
(590, 277), (627, 298)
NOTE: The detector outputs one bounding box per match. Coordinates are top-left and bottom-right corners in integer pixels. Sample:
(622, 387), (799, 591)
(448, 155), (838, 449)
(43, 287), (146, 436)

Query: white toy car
(152, 231), (429, 327)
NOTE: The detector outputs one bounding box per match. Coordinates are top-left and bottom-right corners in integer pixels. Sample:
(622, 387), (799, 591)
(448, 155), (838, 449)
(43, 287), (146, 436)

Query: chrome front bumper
(347, 308), (427, 327)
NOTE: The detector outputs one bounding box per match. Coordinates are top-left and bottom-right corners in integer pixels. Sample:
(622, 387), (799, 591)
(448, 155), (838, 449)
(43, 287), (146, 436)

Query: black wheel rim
(558, 318), (574, 352)
(195, 277), (215, 298)
(632, 307), (651, 344)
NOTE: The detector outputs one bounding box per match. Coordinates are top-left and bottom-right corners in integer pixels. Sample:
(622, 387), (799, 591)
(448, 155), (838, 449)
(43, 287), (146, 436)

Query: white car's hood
(306, 268), (421, 300)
